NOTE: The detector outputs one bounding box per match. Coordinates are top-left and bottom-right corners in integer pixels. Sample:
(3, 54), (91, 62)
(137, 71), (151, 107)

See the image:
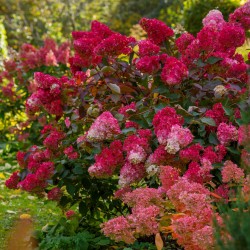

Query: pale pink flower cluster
(122, 187), (164, 208)
(118, 162), (145, 187)
(25, 94), (41, 113)
(146, 164), (159, 176)
(238, 124), (250, 147)
(168, 178), (211, 213)
(153, 107), (184, 145)
(202, 10), (225, 29)
(221, 160), (245, 183)
(101, 216), (136, 244)
(165, 125), (193, 154)
(179, 192), (209, 214)
(168, 178), (215, 250)
(127, 149), (146, 165)
(217, 123), (238, 146)
(159, 165), (180, 191)
(128, 205), (160, 237)
(199, 158), (213, 182)
(241, 149), (250, 169)
(192, 226), (215, 250)
(18, 38), (69, 70)
(45, 50), (58, 66)
(242, 175), (250, 198)
(86, 111), (121, 141)
(123, 134), (151, 164)
(171, 215), (201, 250)
(114, 186), (132, 200)
(102, 187), (162, 243)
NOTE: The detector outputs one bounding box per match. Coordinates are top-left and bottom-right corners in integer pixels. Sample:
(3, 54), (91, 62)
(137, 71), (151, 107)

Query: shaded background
(0, 0), (244, 50)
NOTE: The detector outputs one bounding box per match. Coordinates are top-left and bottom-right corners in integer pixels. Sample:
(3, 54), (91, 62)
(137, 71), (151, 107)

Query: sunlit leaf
(200, 117), (216, 126)
(107, 83), (121, 94)
(155, 233), (164, 250)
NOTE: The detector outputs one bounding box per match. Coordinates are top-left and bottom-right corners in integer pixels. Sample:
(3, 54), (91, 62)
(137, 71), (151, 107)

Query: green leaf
(154, 103), (166, 112)
(114, 113), (124, 121)
(66, 183), (76, 196)
(208, 132), (219, 145)
(101, 66), (115, 73)
(169, 93), (181, 100)
(79, 201), (88, 216)
(122, 127), (136, 134)
(96, 239), (111, 246)
(60, 196), (71, 207)
(90, 69), (98, 76)
(107, 83), (120, 94)
(226, 147), (240, 155)
(61, 169), (70, 178)
(240, 110), (250, 124)
(198, 128), (206, 137)
(223, 106), (234, 116)
(206, 56), (222, 65)
(200, 117), (216, 126)
(130, 116), (148, 128)
(110, 94), (120, 103)
(195, 58), (207, 67)
(73, 165), (84, 175)
(152, 85), (170, 94)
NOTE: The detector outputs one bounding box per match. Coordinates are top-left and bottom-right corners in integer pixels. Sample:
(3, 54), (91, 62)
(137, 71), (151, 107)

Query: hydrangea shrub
(0, 38), (70, 161)
(5, 2), (250, 249)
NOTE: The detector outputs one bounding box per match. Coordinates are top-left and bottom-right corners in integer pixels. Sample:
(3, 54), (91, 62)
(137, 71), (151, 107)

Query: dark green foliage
(38, 230), (112, 250)
(214, 195), (250, 250)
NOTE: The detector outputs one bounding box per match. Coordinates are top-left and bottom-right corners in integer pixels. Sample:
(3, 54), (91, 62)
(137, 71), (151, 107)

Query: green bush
(214, 194), (250, 250)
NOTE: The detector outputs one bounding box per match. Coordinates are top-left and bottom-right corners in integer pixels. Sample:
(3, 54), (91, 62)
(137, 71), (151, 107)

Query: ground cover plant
(0, 163), (61, 249)
(4, 1), (250, 249)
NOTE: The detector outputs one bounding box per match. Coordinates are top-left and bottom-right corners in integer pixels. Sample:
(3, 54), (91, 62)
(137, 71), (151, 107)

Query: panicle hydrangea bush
(4, 2), (250, 249)
(0, 38), (70, 161)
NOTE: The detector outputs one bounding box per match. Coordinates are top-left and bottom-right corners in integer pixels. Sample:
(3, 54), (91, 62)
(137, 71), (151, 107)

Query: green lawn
(0, 163), (62, 249)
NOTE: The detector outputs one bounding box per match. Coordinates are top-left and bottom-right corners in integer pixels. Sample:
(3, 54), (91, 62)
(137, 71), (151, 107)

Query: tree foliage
(0, 0), (243, 48)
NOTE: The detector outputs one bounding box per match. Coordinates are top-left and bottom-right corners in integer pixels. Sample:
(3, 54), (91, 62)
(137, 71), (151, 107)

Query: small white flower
(165, 140), (180, 154)
(146, 164), (159, 176)
(51, 83), (60, 90)
(214, 85), (227, 98)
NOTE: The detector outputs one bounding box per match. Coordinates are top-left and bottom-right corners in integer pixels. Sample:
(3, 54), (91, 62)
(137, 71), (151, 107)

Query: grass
(0, 163), (62, 249)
